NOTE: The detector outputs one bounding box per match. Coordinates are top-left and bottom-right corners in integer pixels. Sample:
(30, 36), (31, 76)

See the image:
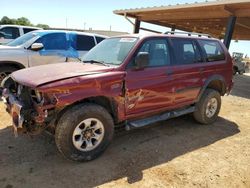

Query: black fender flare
(196, 75), (226, 102)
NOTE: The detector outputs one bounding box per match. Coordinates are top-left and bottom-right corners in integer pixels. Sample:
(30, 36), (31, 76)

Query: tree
(0, 16), (15, 24)
(36, 24), (50, 29)
(0, 16), (49, 28)
(16, 17), (32, 26)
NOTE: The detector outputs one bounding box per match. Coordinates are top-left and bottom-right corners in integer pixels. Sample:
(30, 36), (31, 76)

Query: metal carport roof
(114, 0), (250, 41)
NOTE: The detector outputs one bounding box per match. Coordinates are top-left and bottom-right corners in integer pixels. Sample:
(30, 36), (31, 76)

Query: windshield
(6, 31), (39, 46)
(82, 37), (138, 65)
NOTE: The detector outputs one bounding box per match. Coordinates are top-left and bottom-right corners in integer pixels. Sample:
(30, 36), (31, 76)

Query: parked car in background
(1, 32), (233, 161)
(0, 25), (42, 44)
(232, 52), (246, 75)
(0, 30), (107, 83)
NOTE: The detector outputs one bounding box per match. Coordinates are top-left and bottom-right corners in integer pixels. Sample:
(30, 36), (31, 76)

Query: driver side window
(35, 33), (67, 50)
(138, 39), (170, 67)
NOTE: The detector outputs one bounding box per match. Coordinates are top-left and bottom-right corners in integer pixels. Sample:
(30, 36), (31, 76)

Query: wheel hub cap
(205, 98), (218, 118)
(72, 118), (104, 151)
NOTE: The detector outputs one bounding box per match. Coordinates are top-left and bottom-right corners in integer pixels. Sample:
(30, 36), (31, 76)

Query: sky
(1, 0), (250, 56)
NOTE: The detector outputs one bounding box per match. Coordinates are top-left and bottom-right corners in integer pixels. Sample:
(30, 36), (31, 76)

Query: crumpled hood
(11, 62), (114, 88)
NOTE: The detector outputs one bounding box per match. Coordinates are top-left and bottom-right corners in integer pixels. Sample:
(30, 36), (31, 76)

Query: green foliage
(0, 16), (49, 28)
(16, 17), (32, 26)
(0, 16), (16, 24)
(36, 24), (50, 29)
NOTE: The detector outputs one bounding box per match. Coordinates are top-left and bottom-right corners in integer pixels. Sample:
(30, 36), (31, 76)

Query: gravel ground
(0, 74), (250, 188)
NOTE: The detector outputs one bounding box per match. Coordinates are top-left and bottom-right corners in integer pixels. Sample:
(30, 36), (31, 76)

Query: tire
(193, 89), (221, 124)
(55, 103), (114, 162)
(233, 66), (237, 75)
(0, 66), (18, 84)
(238, 70), (244, 75)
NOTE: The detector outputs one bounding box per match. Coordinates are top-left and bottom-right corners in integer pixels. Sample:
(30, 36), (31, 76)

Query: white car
(0, 25), (42, 44)
(0, 30), (107, 83)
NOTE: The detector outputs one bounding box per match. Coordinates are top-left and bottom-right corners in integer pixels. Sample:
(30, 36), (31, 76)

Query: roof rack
(164, 31), (212, 38)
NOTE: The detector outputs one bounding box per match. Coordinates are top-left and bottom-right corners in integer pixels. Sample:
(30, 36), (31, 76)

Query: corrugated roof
(114, 0), (250, 40)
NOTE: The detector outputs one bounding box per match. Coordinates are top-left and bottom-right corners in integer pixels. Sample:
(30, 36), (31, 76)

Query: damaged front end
(2, 77), (57, 136)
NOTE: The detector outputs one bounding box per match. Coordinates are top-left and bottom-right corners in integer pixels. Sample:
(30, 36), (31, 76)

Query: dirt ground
(0, 74), (250, 188)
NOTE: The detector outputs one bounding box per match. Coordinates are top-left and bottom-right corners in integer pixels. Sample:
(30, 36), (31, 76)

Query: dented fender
(37, 71), (127, 121)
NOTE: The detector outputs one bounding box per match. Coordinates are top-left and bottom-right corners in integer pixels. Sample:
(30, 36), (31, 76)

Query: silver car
(0, 30), (107, 82)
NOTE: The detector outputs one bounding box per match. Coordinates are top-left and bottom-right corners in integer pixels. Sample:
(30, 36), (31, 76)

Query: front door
(125, 38), (174, 119)
(28, 32), (68, 67)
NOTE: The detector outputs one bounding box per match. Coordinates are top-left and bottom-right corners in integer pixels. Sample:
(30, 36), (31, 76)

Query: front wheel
(55, 103), (114, 161)
(193, 89), (221, 124)
(0, 66), (18, 84)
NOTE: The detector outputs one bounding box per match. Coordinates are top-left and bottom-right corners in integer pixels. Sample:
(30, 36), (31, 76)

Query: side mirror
(31, 43), (44, 51)
(134, 52), (149, 70)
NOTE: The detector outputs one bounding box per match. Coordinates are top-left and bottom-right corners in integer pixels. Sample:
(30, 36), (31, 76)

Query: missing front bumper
(2, 89), (25, 136)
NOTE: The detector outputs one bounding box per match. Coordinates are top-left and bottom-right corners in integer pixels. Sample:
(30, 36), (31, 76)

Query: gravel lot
(0, 74), (250, 188)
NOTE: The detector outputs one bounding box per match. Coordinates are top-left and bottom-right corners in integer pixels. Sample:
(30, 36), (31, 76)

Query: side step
(125, 106), (195, 131)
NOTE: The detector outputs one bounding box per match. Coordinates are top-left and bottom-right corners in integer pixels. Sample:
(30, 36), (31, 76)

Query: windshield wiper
(83, 60), (110, 66)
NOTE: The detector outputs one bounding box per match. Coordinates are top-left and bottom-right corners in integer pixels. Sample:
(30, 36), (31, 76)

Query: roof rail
(164, 31), (212, 38)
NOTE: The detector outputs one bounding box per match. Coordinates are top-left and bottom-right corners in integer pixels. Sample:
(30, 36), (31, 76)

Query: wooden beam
(138, 11), (230, 21)
(235, 8), (250, 17)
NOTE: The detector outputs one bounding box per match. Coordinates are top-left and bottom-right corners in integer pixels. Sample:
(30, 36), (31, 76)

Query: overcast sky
(2, 0), (249, 56)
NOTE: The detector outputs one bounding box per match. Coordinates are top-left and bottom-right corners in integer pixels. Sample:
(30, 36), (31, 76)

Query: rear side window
(76, 35), (96, 51)
(0, 27), (20, 39)
(198, 40), (225, 62)
(95, 36), (106, 43)
(171, 38), (202, 65)
(23, 28), (37, 34)
(36, 33), (67, 50)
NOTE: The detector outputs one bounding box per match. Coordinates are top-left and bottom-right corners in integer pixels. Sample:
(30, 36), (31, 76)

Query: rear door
(125, 38), (175, 118)
(170, 38), (204, 106)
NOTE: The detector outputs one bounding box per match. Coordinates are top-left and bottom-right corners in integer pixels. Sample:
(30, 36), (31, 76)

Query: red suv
(2, 32), (233, 161)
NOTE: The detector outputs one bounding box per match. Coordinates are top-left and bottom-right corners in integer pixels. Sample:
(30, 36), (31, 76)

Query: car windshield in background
(82, 37), (138, 65)
(6, 32), (39, 46)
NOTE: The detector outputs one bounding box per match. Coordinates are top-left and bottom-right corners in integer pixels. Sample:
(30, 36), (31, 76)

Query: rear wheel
(238, 69), (244, 75)
(193, 89), (221, 124)
(55, 103), (114, 162)
(233, 66), (237, 75)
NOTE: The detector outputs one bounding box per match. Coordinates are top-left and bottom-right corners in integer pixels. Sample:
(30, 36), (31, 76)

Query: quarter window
(137, 39), (170, 67)
(171, 38), (202, 65)
(95, 36), (106, 43)
(0, 27), (20, 39)
(198, 40), (225, 62)
(23, 28), (38, 34)
(76, 35), (96, 51)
